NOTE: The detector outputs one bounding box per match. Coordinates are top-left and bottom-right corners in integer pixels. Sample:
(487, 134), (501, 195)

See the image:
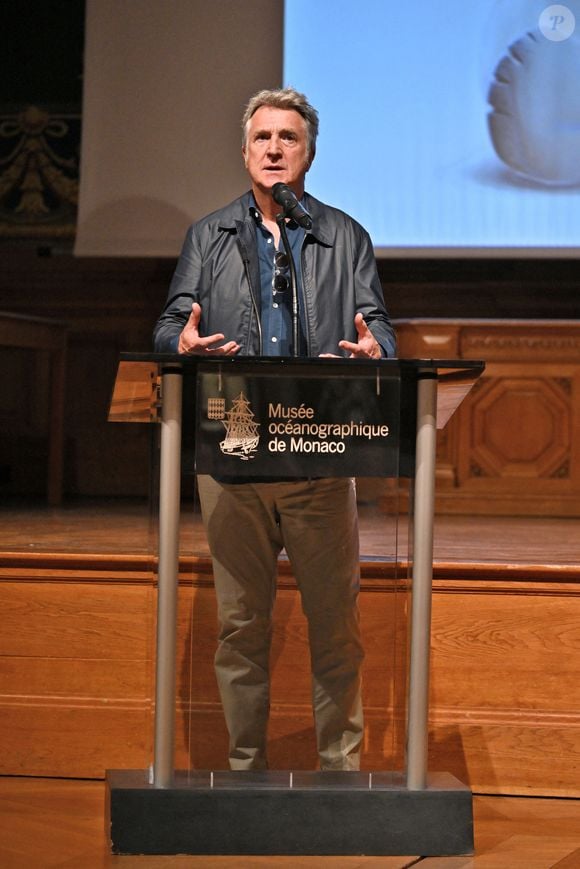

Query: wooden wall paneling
(0, 347), (45, 493)
(456, 363), (578, 507)
(357, 580), (409, 770)
(0, 312), (68, 503)
(427, 578), (580, 796)
(173, 579), (228, 770)
(1, 556), (579, 795)
(378, 258), (580, 321)
(394, 319), (580, 516)
(0, 704), (149, 779)
(0, 574), (155, 778)
(0, 250), (171, 500)
(64, 334), (155, 497)
(196, 570), (577, 793)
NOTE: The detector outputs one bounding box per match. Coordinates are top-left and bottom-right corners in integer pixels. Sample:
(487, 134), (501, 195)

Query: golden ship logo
(207, 393), (260, 461)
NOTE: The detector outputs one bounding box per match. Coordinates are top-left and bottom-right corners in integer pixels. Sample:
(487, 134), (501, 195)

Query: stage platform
(1, 495), (579, 571)
(1, 497), (579, 797)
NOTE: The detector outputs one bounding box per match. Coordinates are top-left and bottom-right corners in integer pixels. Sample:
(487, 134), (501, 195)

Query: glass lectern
(106, 354), (484, 857)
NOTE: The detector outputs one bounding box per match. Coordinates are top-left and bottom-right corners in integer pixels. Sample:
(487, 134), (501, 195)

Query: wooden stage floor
(1, 777), (580, 868)
(1, 496), (579, 575)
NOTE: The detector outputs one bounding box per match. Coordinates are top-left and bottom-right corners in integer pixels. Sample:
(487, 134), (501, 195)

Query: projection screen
(284, 0), (580, 256)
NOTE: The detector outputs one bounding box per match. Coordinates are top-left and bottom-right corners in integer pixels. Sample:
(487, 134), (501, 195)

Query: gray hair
(242, 87), (319, 158)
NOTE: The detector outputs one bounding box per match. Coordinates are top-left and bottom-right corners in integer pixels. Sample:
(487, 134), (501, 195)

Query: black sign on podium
(106, 354), (484, 858)
(195, 363), (402, 478)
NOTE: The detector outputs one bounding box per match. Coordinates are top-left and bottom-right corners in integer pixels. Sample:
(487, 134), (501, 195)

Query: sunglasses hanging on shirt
(272, 250), (290, 297)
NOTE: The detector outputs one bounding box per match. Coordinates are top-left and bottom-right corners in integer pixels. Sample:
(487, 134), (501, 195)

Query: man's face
(242, 105), (313, 198)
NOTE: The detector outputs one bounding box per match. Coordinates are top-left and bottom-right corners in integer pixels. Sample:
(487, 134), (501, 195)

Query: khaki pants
(197, 474), (364, 771)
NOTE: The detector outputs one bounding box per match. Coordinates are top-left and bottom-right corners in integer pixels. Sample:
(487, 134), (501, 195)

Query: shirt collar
(249, 193), (303, 231)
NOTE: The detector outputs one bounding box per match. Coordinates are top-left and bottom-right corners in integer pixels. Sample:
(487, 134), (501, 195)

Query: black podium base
(106, 769), (473, 856)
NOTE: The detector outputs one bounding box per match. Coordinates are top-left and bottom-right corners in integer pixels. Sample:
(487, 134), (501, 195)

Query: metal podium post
(153, 368), (183, 787)
(407, 372), (438, 790)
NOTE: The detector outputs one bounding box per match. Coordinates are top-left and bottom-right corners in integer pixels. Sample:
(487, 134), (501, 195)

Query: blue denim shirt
(252, 203), (306, 357)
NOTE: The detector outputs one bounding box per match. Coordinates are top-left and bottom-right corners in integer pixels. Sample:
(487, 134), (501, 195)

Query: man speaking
(154, 87), (396, 771)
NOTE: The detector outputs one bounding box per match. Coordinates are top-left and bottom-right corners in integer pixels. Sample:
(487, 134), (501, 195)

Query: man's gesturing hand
(337, 313), (381, 359)
(177, 303), (240, 356)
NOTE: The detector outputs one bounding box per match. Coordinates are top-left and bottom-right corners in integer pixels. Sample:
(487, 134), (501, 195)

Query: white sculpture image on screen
(487, 3), (580, 185)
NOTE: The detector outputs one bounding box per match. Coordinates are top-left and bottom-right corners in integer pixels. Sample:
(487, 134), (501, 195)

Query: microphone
(271, 182), (313, 230)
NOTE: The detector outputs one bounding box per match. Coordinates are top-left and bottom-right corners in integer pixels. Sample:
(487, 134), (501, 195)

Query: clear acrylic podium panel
(109, 354), (484, 784)
(150, 357), (409, 778)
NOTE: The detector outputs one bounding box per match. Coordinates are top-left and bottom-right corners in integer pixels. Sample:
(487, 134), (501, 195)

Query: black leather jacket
(153, 190), (396, 357)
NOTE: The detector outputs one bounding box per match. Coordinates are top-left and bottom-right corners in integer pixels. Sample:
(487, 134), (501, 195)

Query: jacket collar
(218, 190), (335, 247)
